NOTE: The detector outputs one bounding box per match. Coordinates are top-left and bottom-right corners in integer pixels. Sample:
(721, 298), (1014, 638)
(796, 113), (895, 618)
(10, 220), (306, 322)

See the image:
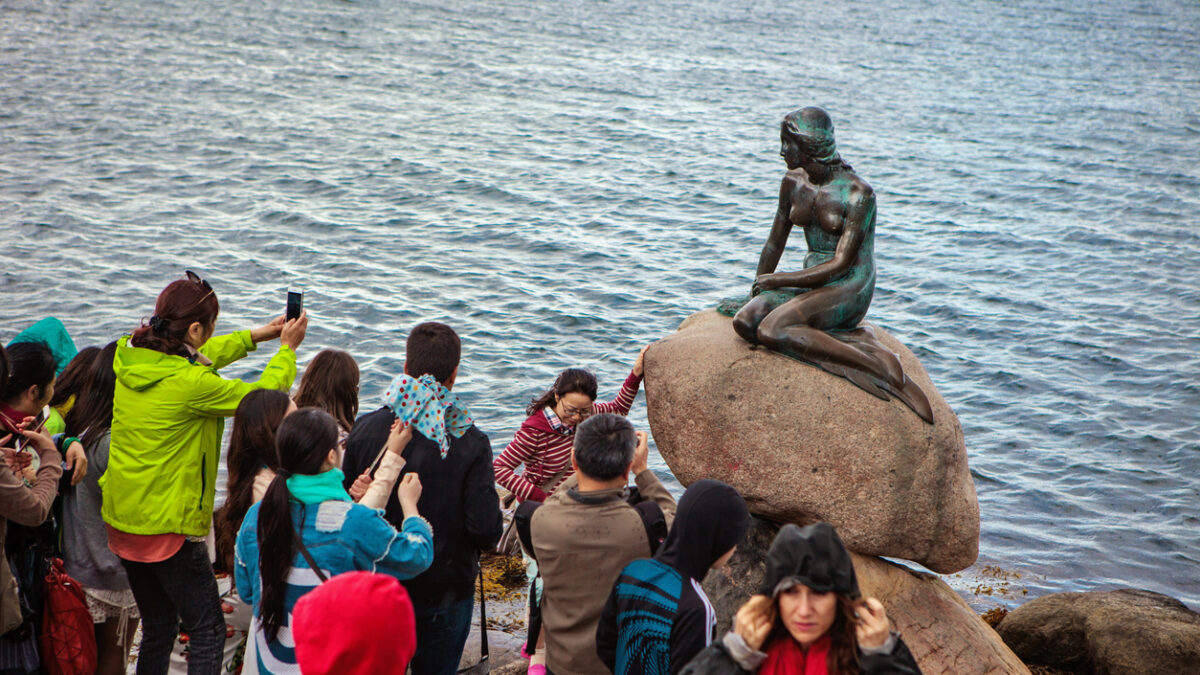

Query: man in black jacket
(342, 322), (503, 675)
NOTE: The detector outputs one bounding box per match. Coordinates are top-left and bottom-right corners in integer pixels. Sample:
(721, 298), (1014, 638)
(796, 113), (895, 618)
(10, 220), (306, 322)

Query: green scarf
(285, 468), (351, 505)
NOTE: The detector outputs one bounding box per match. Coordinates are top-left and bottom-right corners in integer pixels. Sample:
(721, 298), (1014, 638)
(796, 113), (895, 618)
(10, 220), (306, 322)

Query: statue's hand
(752, 274), (775, 296)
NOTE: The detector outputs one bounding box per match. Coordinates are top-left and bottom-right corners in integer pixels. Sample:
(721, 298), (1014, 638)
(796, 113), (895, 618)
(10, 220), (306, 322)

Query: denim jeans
(409, 597), (475, 675)
(121, 541), (225, 675)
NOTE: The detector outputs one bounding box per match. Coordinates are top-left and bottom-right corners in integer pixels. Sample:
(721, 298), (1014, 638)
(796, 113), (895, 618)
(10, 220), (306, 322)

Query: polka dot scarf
(383, 373), (474, 458)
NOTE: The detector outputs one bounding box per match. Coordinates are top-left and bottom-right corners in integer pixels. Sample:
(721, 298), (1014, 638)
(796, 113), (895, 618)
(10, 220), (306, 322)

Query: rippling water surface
(3, 0), (1198, 608)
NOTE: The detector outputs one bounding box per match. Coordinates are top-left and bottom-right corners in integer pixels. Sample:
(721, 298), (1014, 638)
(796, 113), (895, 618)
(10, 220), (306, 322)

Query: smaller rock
(997, 588), (1200, 675)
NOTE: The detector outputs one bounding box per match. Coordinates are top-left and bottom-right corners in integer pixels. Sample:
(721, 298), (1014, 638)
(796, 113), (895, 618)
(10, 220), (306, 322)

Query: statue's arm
(768, 184), (872, 289)
(754, 176), (796, 277)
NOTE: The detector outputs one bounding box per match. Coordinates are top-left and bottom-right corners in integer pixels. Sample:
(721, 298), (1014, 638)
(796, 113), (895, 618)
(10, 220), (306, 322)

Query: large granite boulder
(703, 517), (1029, 675)
(645, 310), (978, 573)
(997, 589), (1200, 674)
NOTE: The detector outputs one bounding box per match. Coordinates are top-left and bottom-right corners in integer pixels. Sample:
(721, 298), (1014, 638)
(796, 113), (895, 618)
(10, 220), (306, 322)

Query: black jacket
(342, 405), (503, 607)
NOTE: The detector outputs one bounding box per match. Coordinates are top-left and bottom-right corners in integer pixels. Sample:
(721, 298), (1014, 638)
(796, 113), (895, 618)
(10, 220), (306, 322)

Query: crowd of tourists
(0, 271), (921, 675)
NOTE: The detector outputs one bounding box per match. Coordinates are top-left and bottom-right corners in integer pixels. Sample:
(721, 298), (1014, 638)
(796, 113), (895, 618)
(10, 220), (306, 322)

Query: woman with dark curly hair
(214, 389), (295, 575)
(681, 523), (922, 675)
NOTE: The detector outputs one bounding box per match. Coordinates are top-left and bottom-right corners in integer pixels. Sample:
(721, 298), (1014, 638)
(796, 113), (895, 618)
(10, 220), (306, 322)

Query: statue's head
(781, 107), (840, 169)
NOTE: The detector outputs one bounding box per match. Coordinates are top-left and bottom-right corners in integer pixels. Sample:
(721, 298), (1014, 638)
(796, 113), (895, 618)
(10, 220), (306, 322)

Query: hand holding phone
(280, 310), (308, 350)
(12, 408), (48, 454)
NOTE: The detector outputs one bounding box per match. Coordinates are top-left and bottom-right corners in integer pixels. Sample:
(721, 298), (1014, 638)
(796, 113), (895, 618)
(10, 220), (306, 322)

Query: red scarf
(759, 634), (831, 675)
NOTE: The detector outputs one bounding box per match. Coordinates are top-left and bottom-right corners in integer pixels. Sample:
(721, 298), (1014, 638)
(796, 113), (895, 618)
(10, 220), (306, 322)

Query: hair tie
(276, 468), (292, 480)
(148, 315), (165, 331)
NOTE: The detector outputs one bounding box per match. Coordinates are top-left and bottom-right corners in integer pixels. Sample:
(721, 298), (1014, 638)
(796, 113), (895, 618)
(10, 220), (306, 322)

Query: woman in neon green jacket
(100, 271), (307, 675)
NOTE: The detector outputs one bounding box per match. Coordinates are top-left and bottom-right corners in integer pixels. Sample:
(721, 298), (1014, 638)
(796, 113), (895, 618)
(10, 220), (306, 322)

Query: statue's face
(780, 133), (805, 170)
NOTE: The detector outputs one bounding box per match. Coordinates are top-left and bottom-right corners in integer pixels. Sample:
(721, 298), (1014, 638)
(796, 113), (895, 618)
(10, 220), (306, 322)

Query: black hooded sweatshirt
(596, 479), (751, 675)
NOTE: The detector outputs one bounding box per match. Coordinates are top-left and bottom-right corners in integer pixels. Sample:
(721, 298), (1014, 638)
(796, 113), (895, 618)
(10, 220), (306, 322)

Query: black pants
(120, 541), (225, 675)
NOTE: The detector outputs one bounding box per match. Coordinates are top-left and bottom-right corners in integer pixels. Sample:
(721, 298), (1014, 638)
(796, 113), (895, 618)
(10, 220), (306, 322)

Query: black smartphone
(286, 285), (303, 321)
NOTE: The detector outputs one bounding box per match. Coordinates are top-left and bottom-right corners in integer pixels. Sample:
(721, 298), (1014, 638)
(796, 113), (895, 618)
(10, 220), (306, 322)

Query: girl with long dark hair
(680, 523), (922, 675)
(235, 408), (433, 674)
(46, 344), (99, 437)
(60, 342), (142, 675)
(100, 270), (307, 675)
(292, 348), (359, 450)
(214, 389), (295, 575)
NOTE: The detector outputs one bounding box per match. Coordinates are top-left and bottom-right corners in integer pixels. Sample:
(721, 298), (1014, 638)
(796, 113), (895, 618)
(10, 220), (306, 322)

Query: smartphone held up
(287, 285), (304, 322)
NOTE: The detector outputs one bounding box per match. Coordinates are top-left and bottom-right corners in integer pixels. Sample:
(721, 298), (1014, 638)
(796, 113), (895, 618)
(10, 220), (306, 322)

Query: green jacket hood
(114, 335), (192, 392)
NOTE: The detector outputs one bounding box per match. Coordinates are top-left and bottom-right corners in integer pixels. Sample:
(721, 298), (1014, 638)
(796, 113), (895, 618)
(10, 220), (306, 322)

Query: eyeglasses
(559, 401), (592, 419)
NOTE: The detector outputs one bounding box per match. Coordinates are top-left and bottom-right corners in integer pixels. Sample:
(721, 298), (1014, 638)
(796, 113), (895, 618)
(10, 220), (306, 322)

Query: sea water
(2, 0), (1198, 608)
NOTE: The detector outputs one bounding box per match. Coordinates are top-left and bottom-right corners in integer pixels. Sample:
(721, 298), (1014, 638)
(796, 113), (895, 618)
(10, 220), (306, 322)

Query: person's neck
(4, 399), (37, 416)
(806, 163), (833, 184)
(575, 473), (627, 492)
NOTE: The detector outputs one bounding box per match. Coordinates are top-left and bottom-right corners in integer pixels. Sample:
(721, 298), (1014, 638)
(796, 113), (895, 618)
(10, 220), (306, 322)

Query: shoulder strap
(294, 533), (328, 583)
(514, 500), (543, 562)
(633, 501), (668, 556)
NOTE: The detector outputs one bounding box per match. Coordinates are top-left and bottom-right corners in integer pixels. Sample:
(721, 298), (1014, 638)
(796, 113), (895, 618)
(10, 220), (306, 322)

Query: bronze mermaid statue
(718, 107), (933, 423)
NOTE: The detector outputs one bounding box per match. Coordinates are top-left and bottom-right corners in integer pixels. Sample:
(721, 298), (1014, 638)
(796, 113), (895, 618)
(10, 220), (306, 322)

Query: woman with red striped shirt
(493, 346), (648, 504)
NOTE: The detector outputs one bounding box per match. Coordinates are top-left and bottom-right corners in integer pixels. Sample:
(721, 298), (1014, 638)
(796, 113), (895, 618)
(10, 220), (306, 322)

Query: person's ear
(325, 447), (340, 470)
(186, 321), (207, 348)
(23, 384), (40, 406)
(570, 450), (579, 473)
(402, 360), (409, 376)
(443, 366), (459, 390)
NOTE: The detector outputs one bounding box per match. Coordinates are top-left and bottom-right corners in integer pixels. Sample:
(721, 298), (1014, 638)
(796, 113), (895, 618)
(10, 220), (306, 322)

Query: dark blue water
(3, 0), (1198, 610)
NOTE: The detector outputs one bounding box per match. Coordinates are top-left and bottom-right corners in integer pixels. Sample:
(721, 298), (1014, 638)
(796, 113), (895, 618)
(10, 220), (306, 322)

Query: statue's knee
(733, 316), (758, 343)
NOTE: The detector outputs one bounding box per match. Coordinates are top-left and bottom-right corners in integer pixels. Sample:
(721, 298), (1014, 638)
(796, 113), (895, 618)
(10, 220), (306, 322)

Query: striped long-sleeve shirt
(493, 370), (643, 502)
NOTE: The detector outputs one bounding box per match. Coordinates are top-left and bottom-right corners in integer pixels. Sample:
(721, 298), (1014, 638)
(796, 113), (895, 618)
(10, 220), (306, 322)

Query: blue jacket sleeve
(347, 505), (435, 579)
(234, 504), (261, 606)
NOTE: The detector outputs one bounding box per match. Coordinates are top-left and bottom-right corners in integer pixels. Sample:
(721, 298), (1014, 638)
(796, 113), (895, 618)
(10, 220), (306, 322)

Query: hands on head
(854, 597), (891, 649)
(734, 595), (775, 651)
(735, 593), (892, 652)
